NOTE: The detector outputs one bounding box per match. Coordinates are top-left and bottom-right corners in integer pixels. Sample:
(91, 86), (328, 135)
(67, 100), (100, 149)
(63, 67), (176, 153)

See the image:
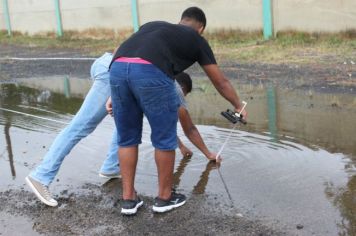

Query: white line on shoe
(152, 200), (186, 213)
(121, 201), (144, 215)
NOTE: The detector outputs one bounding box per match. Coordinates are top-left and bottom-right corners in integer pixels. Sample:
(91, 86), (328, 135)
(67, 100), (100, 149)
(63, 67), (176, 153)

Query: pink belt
(115, 57), (151, 64)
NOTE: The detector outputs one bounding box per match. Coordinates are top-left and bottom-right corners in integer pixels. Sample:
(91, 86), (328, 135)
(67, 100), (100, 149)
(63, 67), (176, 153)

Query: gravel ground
(0, 180), (285, 236)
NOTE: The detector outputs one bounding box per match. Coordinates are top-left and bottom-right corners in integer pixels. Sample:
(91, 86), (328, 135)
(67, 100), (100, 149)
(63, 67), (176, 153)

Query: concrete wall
(138, 0), (263, 31)
(0, 0), (355, 35)
(1, 0), (57, 34)
(59, 0), (132, 31)
(273, 0), (356, 32)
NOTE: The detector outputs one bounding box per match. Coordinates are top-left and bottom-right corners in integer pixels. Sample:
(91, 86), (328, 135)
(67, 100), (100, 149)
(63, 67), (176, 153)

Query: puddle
(0, 76), (355, 235)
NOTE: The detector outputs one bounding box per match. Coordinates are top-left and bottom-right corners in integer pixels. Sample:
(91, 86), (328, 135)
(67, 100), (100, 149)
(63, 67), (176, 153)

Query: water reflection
(325, 175), (356, 236)
(4, 122), (15, 178)
(0, 77), (355, 235)
(266, 86), (277, 141)
(173, 156), (218, 194)
(1, 84), (20, 179)
(0, 80), (88, 182)
(173, 156), (192, 189)
(192, 161), (218, 194)
(0, 83), (85, 131)
(188, 79), (356, 157)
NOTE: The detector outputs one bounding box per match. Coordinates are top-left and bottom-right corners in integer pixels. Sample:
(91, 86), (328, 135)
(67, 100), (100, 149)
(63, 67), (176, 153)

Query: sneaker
(99, 172), (121, 179)
(25, 176), (58, 207)
(121, 197), (143, 215)
(152, 190), (186, 213)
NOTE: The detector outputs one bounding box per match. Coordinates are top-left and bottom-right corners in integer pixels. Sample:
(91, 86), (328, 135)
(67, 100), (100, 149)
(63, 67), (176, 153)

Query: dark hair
(181, 7), (207, 29)
(175, 72), (192, 94)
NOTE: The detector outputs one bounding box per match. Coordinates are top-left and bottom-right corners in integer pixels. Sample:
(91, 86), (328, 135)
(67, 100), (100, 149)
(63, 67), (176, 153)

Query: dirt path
(1, 44), (355, 94)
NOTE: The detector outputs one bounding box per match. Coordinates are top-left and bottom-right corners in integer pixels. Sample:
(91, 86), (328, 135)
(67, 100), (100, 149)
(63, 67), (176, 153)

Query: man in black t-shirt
(109, 6), (247, 215)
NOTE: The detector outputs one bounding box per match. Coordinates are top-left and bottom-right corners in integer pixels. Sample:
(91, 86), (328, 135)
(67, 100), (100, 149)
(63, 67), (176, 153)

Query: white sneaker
(25, 176), (58, 207)
(99, 172), (121, 179)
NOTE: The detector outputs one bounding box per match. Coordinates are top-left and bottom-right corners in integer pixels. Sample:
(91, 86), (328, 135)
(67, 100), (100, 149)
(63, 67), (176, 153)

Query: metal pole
(2, 0), (12, 36)
(54, 0), (63, 37)
(131, 0), (139, 32)
(262, 0), (273, 40)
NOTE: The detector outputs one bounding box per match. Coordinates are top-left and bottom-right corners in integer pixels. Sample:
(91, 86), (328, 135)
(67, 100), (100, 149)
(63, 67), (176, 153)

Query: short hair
(181, 7), (207, 30)
(175, 72), (192, 94)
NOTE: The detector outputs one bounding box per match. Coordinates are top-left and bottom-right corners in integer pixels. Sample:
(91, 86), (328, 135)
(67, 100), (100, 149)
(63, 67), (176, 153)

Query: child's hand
(180, 145), (193, 158)
(106, 97), (113, 116)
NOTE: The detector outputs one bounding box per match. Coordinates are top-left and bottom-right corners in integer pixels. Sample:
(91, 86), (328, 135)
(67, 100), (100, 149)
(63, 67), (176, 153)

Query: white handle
(235, 101), (247, 118)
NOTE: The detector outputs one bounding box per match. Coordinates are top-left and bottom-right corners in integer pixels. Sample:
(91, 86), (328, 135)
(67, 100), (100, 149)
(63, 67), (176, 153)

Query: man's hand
(106, 96), (113, 116)
(179, 145), (193, 158)
(206, 152), (222, 163)
(235, 103), (247, 121)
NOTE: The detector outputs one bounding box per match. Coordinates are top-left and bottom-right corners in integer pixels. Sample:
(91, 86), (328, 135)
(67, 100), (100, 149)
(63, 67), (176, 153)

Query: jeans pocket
(139, 84), (177, 115)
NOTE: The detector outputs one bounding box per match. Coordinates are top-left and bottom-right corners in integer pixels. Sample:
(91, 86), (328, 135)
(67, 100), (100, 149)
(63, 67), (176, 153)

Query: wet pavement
(0, 74), (355, 235)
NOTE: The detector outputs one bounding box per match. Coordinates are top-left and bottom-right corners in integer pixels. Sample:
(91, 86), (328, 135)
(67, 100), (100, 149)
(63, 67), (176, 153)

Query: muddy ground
(0, 180), (284, 236)
(0, 43), (355, 235)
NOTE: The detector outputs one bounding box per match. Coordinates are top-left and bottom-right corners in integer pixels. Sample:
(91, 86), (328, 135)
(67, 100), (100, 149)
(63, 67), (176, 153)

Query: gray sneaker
(25, 176), (58, 207)
(99, 172), (121, 179)
(121, 197), (144, 215)
(152, 190), (186, 213)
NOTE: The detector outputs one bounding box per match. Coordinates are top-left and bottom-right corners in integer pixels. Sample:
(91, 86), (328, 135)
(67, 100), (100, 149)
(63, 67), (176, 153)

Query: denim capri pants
(110, 61), (179, 151)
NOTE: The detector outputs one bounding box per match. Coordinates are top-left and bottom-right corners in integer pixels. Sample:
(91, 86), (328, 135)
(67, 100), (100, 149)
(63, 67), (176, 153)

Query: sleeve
(197, 37), (217, 66)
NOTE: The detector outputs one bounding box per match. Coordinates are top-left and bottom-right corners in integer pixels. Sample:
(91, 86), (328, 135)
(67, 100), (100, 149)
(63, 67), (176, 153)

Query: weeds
(1, 29), (355, 64)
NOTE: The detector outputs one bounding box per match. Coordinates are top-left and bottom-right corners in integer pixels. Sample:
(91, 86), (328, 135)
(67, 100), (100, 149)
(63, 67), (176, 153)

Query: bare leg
(119, 146), (138, 200)
(155, 149), (175, 200)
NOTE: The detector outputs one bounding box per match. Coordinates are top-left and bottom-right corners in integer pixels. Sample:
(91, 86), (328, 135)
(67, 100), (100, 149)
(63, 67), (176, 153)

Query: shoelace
(41, 184), (52, 199)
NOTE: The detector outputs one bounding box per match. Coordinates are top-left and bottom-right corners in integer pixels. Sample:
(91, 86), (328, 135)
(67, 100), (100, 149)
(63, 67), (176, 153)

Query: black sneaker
(121, 197), (143, 215)
(152, 191), (186, 213)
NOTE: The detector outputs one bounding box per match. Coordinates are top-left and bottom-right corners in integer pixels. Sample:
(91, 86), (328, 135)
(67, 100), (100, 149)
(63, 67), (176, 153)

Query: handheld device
(221, 101), (247, 125)
(215, 101), (247, 161)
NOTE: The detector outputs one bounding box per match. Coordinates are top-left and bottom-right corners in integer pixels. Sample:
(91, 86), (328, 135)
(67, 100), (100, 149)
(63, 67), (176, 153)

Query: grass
(0, 28), (132, 55)
(209, 30), (356, 64)
(1, 29), (355, 64)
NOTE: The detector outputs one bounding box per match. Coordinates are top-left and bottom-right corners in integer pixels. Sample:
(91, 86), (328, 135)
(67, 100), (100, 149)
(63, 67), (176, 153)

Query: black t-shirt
(112, 21), (216, 78)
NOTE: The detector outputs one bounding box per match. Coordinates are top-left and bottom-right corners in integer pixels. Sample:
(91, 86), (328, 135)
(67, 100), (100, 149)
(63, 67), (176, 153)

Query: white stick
(215, 124), (237, 161)
(235, 101), (247, 118)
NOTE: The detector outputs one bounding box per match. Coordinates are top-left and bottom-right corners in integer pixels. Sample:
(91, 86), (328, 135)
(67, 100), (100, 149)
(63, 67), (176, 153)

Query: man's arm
(202, 64), (247, 118)
(178, 106), (218, 161)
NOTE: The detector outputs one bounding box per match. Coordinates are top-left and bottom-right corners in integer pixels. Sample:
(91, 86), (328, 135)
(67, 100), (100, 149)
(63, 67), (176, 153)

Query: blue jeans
(110, 62), (179, 150)
(30, 77), (120, 186)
